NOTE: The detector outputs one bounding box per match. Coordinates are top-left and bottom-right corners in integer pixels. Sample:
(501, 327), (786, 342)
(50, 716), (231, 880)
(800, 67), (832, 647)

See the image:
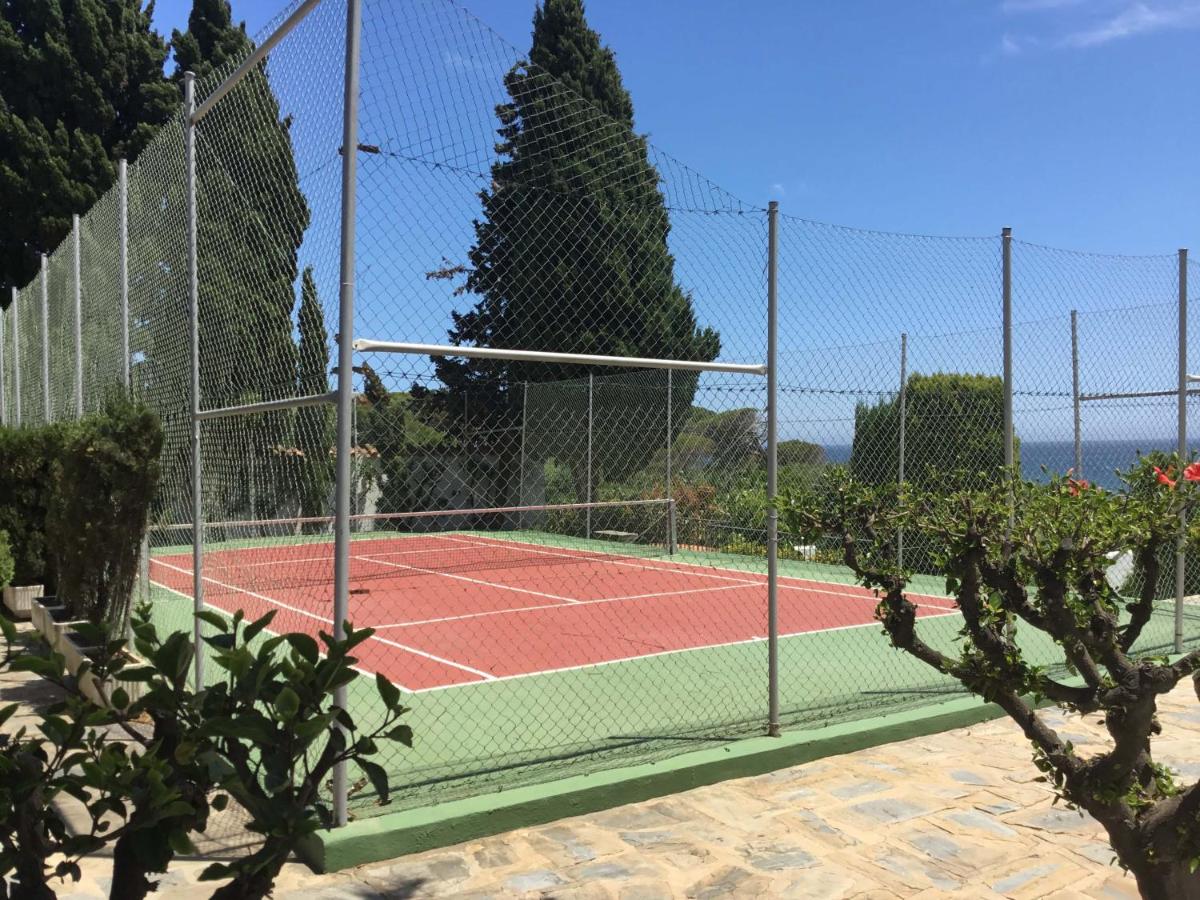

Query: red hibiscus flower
(1156, 466), (1177, 489)
(1185, 462), (1200, 483)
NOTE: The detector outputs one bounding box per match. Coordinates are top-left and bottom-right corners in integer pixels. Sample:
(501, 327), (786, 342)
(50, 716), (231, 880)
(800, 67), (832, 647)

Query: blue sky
(148, 0), (1200, 255)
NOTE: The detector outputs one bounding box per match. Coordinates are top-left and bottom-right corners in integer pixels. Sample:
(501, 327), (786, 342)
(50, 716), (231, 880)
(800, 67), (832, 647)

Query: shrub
(0, 424), (71, 589)
(45, 399), (163, 630)
(0, 532), (12, 591)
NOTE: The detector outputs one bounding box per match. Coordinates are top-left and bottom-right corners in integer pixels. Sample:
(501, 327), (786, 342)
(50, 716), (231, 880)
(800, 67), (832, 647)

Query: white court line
(146, 576), (405, 689)
(406, 608), (964, 695)
(370, 582), (751, 630)
(352, 553), (583, 604)
(149, 558), (494, 682)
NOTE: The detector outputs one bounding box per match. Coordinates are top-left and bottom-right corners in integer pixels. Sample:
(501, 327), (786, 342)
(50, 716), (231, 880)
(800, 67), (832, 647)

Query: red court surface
(149, 534), (958, 693)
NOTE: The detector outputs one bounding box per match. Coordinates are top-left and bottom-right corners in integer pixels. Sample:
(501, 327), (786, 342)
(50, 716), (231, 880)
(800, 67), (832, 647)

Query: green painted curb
(302, 690), (1012, 873)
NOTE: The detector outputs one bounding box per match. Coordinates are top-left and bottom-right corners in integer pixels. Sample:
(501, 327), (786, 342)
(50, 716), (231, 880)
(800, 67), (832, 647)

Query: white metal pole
(119, 159), (130, 389)
(766, 200), (780, 738)
(519, 381), (528, 522)
(12, 288), (20, 427)
(185, 71), (205, 689)
(0, 301), (6, 427)
(332, 0), (363, 829)
(666, 369), (675, 554)
(586, 373), (594, 539)
(40, 255), (50, 422)
(1002, 227), (1014, 530)
(897, 332), (907, 569)
(1176, 249), (1188, 654)
(72, 215), (82, 418)
(1071, 310), (1081, 477)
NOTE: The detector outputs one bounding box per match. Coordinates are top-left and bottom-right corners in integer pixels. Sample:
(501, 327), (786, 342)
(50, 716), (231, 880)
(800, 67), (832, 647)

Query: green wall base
(303, 690), (1014, 873)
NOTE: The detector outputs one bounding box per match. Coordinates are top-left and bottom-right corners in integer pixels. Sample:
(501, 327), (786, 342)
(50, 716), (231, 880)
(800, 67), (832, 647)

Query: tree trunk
(108, 835), (154, 900)
(206, 839), (289, 900)
(1128, 858), (1200, 900)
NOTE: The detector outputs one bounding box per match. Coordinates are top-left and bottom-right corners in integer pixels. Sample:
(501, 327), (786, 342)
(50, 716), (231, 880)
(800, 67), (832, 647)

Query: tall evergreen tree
(430, 0), (719, 504)
(296, 266), (332, 530)
(0, 0), (176, 293)
(168, 0), (310, 522)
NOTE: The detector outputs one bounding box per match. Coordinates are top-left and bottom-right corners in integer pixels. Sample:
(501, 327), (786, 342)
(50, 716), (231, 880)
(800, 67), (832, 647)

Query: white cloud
(1061, 2), (1200, 46)
(770, 182), (787, 197)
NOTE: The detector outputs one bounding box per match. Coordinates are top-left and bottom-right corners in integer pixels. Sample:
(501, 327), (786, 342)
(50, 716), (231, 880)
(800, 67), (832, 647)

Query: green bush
(45, 399), (163, 630)
(0, 424), (71, 589)
(0, 532), (13, 590)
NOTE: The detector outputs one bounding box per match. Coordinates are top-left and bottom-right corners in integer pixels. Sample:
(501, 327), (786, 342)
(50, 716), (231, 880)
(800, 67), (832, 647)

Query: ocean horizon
(823, 439), (1183, 492)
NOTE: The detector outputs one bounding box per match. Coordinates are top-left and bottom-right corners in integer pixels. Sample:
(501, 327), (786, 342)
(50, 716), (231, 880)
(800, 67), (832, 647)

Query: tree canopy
(0, 0), (177, 294)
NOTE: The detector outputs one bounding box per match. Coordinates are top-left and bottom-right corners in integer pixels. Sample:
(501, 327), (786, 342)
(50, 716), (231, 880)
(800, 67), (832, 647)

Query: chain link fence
(1, 0), (1199, 825)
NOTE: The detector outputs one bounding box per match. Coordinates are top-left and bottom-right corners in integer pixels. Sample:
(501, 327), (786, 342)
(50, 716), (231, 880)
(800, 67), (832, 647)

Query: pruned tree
(786, 457), (1200, 899)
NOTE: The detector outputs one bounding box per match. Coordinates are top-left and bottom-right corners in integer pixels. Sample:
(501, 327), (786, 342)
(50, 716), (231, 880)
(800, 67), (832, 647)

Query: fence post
(12, 288), (20, 427)
(184, 71), (205, 690)
(897, 332), (907, 569)
(332, 0), (363, 829)
(666, 368), (675, 554)
(766, 200), (780, 738)
(1002, 227), (1014, 526)
(1177, 248), (1188, 654)
(119, 159), (130, 389)
(518, 381), (528, 516)
(72, 215), (83, 418)
(586, 372), (594, 539)
(40, 255), (50, 422)
(1071, 310), (1081, 477)
(0, 302), (6, 427)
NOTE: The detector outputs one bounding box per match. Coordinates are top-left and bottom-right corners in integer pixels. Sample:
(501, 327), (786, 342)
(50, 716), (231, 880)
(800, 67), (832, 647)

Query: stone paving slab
(37, 672), (1200, 898)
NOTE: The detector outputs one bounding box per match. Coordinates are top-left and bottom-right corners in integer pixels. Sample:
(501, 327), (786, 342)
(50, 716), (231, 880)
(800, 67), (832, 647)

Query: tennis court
(147, 515), (958, 694)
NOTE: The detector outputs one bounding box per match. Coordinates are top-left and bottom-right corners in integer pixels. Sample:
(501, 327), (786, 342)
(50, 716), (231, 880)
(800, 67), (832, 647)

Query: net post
(119, 159), (130, 389)
(519, 381), (528, 521)
(667, 498), (677, 556)
(72, 214), (82, 418)
(766, 200), (780, 738)
(665, 369), (672, 547)
(897, 332), (907, 569)
(185, 71), (205, 690)
(1177, 248), (1188, 654)
(1071, 310), (1081, 477)
(586, 373), (594, 540)
(10, 288), (18, 427)
(332, 0), (364, 830)
(40, 255), (50, 422)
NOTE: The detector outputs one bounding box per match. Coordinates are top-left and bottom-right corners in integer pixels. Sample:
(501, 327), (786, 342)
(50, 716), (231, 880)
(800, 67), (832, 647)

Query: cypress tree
(0, 0), (176, 293)
(431, 0), (719, 504)
(296, 266), (332, 530)
(170, 0), (310, 522)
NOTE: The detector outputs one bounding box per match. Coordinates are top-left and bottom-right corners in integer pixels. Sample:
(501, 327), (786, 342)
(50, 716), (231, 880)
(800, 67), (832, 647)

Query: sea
(823, 439), (1181, 493)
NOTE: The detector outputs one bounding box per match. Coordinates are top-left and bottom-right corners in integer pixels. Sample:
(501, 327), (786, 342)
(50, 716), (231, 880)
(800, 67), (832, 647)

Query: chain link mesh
(1, 0), (1198, 824)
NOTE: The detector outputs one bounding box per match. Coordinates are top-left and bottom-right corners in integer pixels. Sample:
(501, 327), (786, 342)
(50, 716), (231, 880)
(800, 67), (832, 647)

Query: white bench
(594, 529), (638, 542)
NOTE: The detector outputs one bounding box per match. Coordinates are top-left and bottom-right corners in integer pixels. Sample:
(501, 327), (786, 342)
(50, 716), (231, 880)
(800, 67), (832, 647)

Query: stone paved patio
(12, 648), (1197, 898)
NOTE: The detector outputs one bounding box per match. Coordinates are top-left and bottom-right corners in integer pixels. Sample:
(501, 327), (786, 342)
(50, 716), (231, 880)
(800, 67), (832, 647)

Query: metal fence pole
(519, 381), (528, 517)
(1003, 225), (1012, 482)
(119, 159), (130, 389)
(1071, 310), (1081, 477)
(72, 215), (82, 418)
(666, 368), (675, 554)
(766, 200), (780, 738)
(586, 372), (594, 539)
(332, 0), (363, 829)
(185, 71), (205, 689)
(0, 302), (5, 426)
(12, 288), (20, 427)
(40, 255), (50, 422)
(897, 332), (907, 569)
(1176, 248), (1188, 654)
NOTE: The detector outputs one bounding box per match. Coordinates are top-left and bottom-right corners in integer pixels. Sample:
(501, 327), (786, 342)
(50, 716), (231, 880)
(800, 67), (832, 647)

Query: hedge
(0, 399), (162, 629)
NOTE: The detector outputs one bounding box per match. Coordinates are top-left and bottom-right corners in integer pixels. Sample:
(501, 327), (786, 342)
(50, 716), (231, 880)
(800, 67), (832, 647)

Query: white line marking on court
(146, 576), (405, 689)
(149, 559), (493, 683)
(352, 553), (583, 604)
(406, 608), (964, 695)
(370, 582), (751, 630)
